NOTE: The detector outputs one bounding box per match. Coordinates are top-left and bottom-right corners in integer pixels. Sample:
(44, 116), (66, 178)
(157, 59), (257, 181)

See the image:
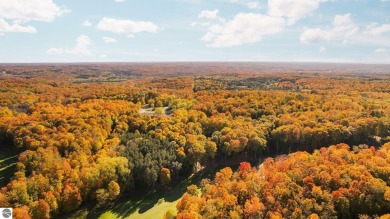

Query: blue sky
(0, 0), (390, 63)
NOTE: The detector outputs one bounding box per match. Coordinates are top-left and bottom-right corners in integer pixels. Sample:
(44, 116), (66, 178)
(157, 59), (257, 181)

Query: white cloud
(247, 2), (261, 9)
(268, 0), (330, 24)
(198, 9), (224, 23)
(319, 46), (326, 52)
(47, 35), (93, 57)
(300, 28), (332, 44)
(97, 17), (158, 37)
(375, 48), (387, 53)
(197, 0), (331, 48)
(71, 35), (92, 56)
(300, 13), (358, 44)
(333, 14), (357, 32)
(115, 0), (125, 2)
(81, 20), (92, 27)
(0, 18), (37, 33)
(47, 47), (65, 55)
(0, 0), (69, 34)
(301, 13), (390, 48)
(103, 36), (117, 43)
(0, 0), (69, 23)
(199, 9), (219, 19)
(332, 13), (359, 40)
(202, 12), (285, 47)
(364, 23), (390, 35)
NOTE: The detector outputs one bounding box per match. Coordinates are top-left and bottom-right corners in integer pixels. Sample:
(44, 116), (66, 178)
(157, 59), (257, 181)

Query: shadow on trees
(0, 145), (19, 188)
(77, 161), (247, 219)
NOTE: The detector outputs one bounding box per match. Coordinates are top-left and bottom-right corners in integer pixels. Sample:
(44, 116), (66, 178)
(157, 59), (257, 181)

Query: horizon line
(1, 61), (390, 65)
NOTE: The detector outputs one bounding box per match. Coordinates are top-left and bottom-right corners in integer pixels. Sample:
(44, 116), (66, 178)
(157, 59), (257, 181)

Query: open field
(0, 146), (18, 188)
(139, 106), (171, 117)
(67, 162), (247, 219)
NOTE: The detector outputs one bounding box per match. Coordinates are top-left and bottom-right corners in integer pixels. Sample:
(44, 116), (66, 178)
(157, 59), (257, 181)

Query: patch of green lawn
(0, 145), (18, 187)
(67, 162), (250, 219)
(99, 199), (178, 219)
(92, 175), (198, 219)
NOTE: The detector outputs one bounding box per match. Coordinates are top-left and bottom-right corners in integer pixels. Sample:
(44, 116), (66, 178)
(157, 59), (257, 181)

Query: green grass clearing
(0, 145), (19, 187)
(67, 163), (244, 219)
(98, 199), (178, 219)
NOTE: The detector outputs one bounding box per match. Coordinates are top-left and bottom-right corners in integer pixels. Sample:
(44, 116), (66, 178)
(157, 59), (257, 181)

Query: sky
(0, 0), (390, 63)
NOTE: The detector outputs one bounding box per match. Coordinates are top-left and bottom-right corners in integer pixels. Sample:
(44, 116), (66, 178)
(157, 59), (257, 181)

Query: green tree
(155, 107), (165, 116)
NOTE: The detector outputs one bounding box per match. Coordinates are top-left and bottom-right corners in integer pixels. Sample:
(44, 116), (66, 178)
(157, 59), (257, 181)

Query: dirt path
(139, 106), (171, 117)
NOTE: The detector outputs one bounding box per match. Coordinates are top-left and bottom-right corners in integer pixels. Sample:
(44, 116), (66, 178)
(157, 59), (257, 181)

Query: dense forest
(0, 64), (389, 218)
(175, 143), (390, 219)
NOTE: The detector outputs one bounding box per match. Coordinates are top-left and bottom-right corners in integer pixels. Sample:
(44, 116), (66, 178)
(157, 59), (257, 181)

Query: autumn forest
(0, 63), (389, 219)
